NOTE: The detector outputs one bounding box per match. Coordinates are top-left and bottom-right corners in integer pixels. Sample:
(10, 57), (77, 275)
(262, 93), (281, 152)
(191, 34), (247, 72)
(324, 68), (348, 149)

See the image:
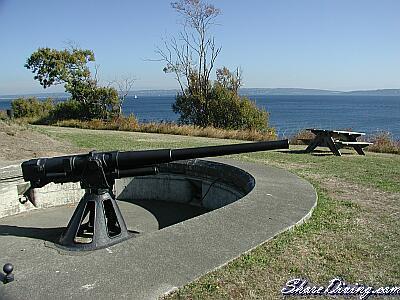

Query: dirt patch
(0, 121), (82, 161)
(318, 176), (400, 214)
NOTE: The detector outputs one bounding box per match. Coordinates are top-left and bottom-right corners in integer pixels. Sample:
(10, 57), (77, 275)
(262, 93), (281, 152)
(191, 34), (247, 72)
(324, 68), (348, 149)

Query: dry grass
(365, 131), (400, 154)
(52, 118), (277, 141)
(289, 129), (315, 145)
(0, 121), (81, 160)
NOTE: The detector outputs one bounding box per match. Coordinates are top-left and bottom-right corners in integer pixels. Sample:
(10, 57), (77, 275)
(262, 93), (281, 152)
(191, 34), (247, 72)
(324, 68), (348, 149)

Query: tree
(24, 47), (94, 91)
(157, 0), (221, 126)
(216, 66), (242, 95)
(25, 47), (119, 119)
(173, 67), (270, 131)
(109, 76), (136, 116)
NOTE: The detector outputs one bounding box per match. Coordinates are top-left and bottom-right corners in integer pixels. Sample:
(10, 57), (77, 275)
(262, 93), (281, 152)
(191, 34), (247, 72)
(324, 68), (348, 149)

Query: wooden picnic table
(304, 128), (372, 156)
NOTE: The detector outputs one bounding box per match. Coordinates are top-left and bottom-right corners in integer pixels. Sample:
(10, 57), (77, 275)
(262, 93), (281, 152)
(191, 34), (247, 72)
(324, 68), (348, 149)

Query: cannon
(21, 139), (289, 251)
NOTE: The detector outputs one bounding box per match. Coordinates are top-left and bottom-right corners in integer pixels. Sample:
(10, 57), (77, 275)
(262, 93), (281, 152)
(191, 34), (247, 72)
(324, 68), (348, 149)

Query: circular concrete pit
(115, 159), (256, 232)
(0, 158), (317, 300)
(1, 159), (256, 239)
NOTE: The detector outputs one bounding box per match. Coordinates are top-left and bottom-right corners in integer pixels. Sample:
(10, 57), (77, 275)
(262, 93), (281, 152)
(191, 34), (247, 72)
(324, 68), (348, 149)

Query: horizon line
(1, 87), (400, 97)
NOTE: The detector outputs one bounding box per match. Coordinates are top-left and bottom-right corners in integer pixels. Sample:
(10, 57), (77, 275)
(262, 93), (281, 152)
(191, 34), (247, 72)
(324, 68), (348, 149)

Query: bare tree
(108, 76), (135, 116)
(157, 0), (221, 99)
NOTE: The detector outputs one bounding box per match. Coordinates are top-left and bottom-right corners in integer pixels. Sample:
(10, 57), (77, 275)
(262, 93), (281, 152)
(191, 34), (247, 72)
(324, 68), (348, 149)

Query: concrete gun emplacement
(21, 139), (289, 251)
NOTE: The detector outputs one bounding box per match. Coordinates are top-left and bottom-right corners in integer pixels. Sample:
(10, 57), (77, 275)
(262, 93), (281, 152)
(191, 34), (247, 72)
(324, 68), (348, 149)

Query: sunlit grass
(34, 125), (400, 299)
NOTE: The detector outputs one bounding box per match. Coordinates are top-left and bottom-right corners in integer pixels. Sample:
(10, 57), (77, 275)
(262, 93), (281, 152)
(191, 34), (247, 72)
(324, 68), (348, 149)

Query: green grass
(33, 125), (400, 299)
(36, 125), (400, 192)
(239, 150), (400, 193)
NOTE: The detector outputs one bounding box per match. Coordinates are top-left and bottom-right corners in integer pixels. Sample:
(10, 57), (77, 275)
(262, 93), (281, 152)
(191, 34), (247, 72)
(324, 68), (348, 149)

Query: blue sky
(0, 0), (399, 94)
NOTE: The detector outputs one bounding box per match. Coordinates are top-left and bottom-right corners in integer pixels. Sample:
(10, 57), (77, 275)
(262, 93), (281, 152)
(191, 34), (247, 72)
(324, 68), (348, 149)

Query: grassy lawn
(35, 125), (400, 299)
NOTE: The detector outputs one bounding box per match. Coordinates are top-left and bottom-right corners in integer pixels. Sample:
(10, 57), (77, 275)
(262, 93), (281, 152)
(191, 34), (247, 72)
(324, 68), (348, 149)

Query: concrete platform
(0, 158), (317, 300)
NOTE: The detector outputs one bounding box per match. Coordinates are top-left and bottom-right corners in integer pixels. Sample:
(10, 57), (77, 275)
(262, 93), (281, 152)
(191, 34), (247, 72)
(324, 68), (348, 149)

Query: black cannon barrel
(116, 139), (288, 170)
(22, 139), (289, 189)
(171, 139), (288, 161)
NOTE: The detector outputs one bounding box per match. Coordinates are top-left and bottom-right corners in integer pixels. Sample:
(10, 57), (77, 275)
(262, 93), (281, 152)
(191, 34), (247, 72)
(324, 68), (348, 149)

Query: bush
(173, 84), (271, 132)
(290, 130), (315, 145)
(0, 110), (8, 120)
(206, 84), (269, 131)
(50, 100), (87, 121)
(11, 97), (54, 119)
(366, 132), (400, 154)
(172, 67), (273, 132)
(173, 93), (204, 126)
(110, 114), (139, 131)
(48, 88), (119, 122)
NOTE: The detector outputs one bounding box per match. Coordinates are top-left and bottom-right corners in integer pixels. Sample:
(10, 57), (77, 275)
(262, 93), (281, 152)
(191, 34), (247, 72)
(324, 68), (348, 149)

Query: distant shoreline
(1, 88), (400, 98)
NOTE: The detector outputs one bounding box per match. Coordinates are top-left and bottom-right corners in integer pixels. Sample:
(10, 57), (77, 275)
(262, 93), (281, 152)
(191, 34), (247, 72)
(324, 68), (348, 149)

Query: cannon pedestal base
(58, 189), (131, 251)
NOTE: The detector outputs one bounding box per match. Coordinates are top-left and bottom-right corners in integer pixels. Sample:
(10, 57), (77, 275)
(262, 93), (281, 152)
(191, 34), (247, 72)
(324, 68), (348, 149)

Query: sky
(0, 0), (399, 94)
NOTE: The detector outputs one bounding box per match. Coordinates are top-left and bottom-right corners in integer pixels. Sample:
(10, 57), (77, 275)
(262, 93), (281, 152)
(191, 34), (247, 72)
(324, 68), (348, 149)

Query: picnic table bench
(304, 128), (372, 156)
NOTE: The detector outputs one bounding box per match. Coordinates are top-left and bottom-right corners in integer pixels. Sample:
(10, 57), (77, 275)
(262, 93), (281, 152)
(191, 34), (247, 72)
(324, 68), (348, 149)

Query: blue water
(1, 95), (399, 139)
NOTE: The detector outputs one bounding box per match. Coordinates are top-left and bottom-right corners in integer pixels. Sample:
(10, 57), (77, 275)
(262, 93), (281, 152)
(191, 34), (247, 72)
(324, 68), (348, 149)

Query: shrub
(173, 93), (204, 126)
(366, 132), (400, 154)
(173, 84), (271, 132)
(110, 114), (139, 131)
(290, 130), (315, 145)
(172, 67), (273, 133)
(206, 84), (269, 131)
(11, 97), (54, 119)
(50, 100), (87, 121)
(0, 110), (8, 120)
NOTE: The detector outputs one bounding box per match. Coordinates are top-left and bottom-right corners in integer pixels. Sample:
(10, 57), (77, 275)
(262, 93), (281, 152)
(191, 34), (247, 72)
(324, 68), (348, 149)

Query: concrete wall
(116, 159), (255, 210)
(0, 180), (84, 219)
(0, 159), (254, 218)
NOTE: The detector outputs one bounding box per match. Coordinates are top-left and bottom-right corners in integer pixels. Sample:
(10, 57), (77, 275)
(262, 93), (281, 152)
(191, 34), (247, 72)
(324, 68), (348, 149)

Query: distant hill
(1, 88), (400, 98)
(0, 92), (70, 99)
(342, 89), (400, 96)
(0, 90), (179, 99)
(239, 88), (341, 96)
(127, 90), (179, 97)
(240, 88), (400, 96)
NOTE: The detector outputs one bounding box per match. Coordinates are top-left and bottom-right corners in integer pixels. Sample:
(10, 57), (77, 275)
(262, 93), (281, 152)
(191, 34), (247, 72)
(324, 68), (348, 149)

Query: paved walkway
(0, 158), (316, 300)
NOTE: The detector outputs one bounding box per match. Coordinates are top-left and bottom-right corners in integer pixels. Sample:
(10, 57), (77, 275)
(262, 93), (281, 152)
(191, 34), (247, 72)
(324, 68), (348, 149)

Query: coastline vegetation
(2, 94), (399, 154)
(6, 96), (277, 141)
(51, 118), (277, 141)
(4, 102), (399, 155)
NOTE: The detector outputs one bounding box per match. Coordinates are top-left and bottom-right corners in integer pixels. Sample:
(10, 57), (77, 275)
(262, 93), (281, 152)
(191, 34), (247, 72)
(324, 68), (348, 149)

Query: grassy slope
(35, 125), (400, 299)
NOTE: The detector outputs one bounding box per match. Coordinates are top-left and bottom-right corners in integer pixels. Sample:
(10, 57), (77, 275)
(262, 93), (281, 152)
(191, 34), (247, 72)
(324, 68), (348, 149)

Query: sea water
(1, 95), (399, 139)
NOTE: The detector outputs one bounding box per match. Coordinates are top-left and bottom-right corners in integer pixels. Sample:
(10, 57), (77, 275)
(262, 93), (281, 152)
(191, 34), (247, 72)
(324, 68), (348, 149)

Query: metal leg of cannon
(58, 189), (131, 251)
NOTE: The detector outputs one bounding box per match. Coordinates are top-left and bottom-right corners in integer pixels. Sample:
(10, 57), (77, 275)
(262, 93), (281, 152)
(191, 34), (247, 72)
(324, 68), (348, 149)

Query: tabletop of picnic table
(306, 128), (366, 136)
